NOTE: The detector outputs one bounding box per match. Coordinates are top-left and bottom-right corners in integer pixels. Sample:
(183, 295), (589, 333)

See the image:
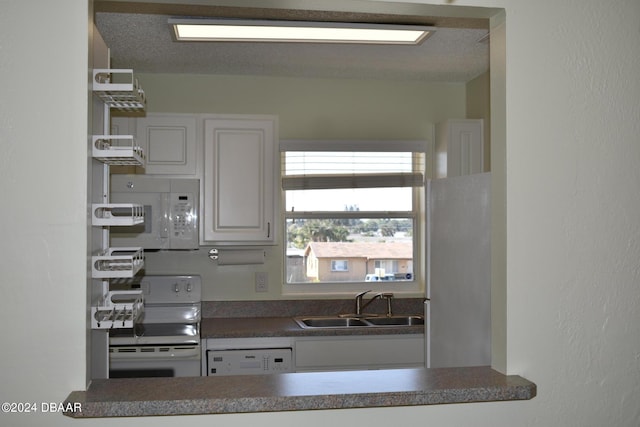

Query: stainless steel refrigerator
(426, 172), (492, 368)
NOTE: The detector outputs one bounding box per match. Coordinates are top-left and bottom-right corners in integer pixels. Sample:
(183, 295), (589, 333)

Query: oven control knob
(185, 283), (192, 293)
(174, 283), (180, 293)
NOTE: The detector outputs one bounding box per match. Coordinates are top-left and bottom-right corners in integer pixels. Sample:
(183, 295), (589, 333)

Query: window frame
(280, 139), (429, 297)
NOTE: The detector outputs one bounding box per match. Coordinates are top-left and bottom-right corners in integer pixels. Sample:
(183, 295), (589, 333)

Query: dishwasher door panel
(206, 348), (293, 376)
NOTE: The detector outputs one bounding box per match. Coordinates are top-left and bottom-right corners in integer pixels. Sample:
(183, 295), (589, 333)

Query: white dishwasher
(204, 338), (294, 376)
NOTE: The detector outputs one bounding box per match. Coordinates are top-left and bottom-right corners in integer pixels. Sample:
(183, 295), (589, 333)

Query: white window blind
(281, 140), (427, 191)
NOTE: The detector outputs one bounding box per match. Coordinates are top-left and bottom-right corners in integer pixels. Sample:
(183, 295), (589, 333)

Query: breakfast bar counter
(63, 366), (536, 418)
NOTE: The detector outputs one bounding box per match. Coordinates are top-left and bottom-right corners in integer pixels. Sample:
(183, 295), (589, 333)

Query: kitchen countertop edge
(63, 367), (536, 418)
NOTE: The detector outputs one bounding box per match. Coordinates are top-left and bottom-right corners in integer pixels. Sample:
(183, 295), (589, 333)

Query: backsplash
(202, 298), (425, 318)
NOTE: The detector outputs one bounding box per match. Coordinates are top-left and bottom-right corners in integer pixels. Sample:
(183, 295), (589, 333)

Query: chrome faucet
(354, 290), (394, 316)
(382, 292), (394, 316)
(354, 290), (373, 315)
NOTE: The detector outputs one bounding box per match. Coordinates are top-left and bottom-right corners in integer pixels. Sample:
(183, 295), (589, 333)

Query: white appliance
(110, 175), (199, 250)
(426, 172), (492, 368)
(109, 275), (202, 378)
(206, 348), (293, 376)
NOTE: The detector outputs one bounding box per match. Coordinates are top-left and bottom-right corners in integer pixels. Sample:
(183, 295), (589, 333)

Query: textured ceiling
(95, 7), (489, 82)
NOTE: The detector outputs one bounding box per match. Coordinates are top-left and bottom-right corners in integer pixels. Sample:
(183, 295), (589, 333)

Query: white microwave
(110, 175), (199, 250)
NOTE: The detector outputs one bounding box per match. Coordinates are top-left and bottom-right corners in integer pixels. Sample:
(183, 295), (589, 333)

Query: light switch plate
(255, 272), (268, 293)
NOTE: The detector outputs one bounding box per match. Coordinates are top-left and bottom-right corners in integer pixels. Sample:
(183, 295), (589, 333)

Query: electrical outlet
(255, 272), (268, 293)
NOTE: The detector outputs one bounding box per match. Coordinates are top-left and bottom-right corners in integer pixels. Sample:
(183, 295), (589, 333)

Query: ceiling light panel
(169, 19), (433, 45)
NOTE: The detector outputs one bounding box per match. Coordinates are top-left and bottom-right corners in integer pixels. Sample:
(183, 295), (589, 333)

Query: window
(331, 260), (349, 272)
(281, 140), (426, 294)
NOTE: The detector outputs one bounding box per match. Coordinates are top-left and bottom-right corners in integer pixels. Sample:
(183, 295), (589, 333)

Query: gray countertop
(63, 366), (536, 418)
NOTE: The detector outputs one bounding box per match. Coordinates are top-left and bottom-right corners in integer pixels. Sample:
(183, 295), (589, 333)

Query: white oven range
(108, 275), (202, 378)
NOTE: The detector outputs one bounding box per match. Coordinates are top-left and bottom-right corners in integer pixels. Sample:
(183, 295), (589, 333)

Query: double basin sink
(295, 315), (424, 329)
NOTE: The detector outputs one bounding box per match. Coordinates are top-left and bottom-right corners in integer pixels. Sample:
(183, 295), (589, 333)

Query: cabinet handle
(267, 222), (271, 238)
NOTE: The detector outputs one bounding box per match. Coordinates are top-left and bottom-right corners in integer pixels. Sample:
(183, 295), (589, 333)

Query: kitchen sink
(295, 317), (369, 328)
(294, 315), (424, 329)
(364, 316), (424, 326)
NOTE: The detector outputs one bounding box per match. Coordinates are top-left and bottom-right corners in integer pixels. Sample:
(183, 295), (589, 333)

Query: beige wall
(317, 257), (367, 282)
(466, 71), (491, 170)
(2, 1), (640, 427)
(138, 73), (466, 300)
(140, 73), (466, 140)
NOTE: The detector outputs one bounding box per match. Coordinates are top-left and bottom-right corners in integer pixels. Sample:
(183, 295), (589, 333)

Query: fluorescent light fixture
(169, 18), (433, 45)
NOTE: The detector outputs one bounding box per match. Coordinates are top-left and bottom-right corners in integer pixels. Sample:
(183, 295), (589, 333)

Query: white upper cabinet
(136, 113), (197, 175)
(202, 115), (278, 245)
(110, 116), (135, 137)
(435, 119), (484, 178)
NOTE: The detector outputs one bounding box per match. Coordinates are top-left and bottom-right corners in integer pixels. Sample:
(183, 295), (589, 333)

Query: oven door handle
(110, 345), (200, 360)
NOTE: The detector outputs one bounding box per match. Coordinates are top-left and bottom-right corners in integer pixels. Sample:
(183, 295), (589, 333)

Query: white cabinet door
(435, 119), (484, 178)
(295, 335), (424, 372)
(202, 116), (277, 244)
(136, 113), (197, 175)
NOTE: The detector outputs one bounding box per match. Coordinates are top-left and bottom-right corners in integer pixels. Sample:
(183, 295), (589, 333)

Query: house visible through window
(281, 139), (426, 292)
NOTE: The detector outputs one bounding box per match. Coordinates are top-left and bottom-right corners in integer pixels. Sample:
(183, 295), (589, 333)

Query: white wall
(503, 1), (640, 425)
(0, 0), (89, 425)
(1, 1), (639, 427)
